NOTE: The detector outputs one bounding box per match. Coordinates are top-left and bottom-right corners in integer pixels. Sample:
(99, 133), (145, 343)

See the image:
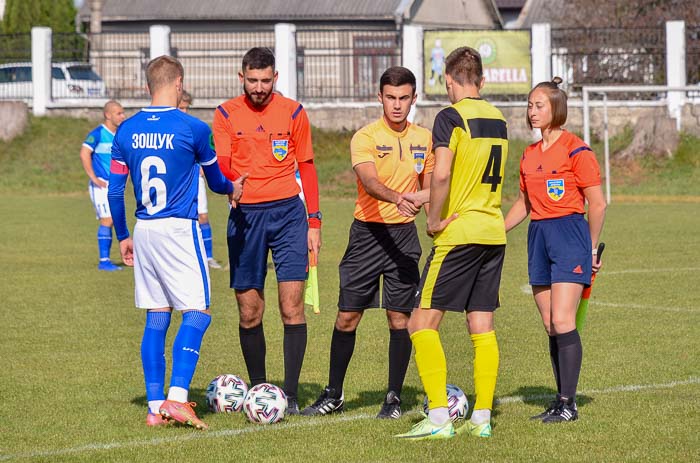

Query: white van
(0, 62), (108, 99)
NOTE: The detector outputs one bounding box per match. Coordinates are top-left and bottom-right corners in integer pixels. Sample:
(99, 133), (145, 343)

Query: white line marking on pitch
(517, 287), (696, 313)
(590, 301), (697, 313)
(0, 414), (373, 461)
(2, 377), (699, 461)
(604, 267), (700, 275)
(496, 376), (700, 404)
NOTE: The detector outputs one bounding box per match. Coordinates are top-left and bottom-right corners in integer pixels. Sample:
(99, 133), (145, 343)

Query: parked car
(0, 62), (107, 99)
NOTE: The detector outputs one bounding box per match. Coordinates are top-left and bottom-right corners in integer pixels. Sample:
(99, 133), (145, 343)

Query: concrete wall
(43, 101), (700, 142)
(0, 101), (29, 142)
(681, 103), (700, 137)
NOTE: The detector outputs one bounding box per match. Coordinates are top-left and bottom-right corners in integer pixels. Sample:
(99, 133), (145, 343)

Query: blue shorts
(527, 213), (592, 287)
(227, 196), (308, 290)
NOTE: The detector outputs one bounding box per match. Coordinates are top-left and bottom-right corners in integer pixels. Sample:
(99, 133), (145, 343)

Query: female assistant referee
(504, 77), (606, 423)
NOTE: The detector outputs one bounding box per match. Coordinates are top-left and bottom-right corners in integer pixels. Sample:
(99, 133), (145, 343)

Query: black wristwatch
(308, 211), (323, 220)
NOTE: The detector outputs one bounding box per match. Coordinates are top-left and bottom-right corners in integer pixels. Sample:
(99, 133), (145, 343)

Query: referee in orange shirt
(301, 67), (433, 419)
(505, 77), (606, 423)
(212, 47), (322, 415)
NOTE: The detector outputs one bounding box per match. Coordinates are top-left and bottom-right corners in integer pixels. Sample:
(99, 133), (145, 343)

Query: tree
(1, 0), (76, 33)
(1, 0), (81, 63)
(529, 0), (699, 28)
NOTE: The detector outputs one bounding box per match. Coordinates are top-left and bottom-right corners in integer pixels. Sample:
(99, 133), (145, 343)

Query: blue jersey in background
(83, 124), (115, 181)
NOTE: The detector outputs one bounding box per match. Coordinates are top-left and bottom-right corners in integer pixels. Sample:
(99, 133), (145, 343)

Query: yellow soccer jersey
(431, 97), (508, 245)
(351, 118), (434, 224)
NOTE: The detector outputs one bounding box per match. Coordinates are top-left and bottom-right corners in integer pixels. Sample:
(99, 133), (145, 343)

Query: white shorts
(89, 179), (111, 219)
(133, 217), (211, 310)
(197, 175), (208, 215)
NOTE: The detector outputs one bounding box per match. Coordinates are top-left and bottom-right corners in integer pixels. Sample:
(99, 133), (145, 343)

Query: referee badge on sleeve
(413, 152), (425, 174)
(272, 139), (289, 161)
(546, 179), (565, 201)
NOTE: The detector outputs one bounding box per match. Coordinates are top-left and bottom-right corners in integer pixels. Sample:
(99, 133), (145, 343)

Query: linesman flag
(304, 250), (320, 314)
(576, 243), (605, 331)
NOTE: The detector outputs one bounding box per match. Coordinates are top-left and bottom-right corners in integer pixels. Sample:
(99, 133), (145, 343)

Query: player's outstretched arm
(426, 146), (456, 236)
(201, 160), (234, 195)
(298, 160), (322, 256)
(504, 190), (530, 232)
(107, 160), (130, 242)
(79, 146), (106, 187)
(228, 173), (249, 208)
(583, 184), (606, 273)
(119, 237), (134, 267)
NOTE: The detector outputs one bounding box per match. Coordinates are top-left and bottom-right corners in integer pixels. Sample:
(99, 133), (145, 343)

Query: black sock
(328, 327), (356, 397)
(548, 335), (561, 394)
(283, 323), (307, 400)
(388, 328), (411, 397)
(239, 323), (266, 386)
(556, 329), (583, 400)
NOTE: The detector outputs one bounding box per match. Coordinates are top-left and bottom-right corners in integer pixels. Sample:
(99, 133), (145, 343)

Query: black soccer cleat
(376, 390), (402, 419)
(286, 397), (300, 416)
(300, 386), (344, 416)
(542, 398), (578, 423)
(530, 399), (560, 421)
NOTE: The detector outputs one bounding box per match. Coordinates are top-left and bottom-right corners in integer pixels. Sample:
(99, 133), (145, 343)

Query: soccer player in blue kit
(79, 100), (126, 271)
(108, 55), (247, 430)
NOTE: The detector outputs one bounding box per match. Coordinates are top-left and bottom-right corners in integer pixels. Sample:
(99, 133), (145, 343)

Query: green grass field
(0, 117), (699, 462)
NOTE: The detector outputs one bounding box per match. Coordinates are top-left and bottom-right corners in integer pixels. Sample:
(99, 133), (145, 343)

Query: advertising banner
(424, 30), (531, 95)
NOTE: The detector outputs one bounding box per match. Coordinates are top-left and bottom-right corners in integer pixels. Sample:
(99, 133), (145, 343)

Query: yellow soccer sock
(411, 329), (448, 410)
(471, 330), (499, 412)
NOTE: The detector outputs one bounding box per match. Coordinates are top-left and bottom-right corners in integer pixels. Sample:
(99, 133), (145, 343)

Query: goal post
(582, 84), (700, 204)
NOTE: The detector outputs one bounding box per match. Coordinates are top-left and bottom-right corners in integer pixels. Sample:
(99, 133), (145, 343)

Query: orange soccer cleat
(159, 400), (208, 430)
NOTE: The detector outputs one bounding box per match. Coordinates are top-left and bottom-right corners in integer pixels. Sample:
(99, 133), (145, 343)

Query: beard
(244, 86), (272, 107)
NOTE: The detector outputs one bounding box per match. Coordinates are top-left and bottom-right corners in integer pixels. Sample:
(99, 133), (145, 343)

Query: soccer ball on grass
(243, 383), (287, 424)
(422, 383), (469, 422)
(206, 374), (249, 413)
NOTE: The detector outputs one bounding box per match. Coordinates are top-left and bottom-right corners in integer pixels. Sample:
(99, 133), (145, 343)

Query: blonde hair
(146, 56), (184, 94)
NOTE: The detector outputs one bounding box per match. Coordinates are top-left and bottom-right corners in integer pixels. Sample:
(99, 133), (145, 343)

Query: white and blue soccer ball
(243, 383), (287, 424)
(206, 374), (249, 413)
(422, 384), (469, 422)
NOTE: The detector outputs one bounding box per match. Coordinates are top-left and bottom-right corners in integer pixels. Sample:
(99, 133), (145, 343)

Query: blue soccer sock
(97, 225), (113, 262)
(200, 222), (213, 259)
(170, 310), (212, 394)
(141, 311), (172, 413)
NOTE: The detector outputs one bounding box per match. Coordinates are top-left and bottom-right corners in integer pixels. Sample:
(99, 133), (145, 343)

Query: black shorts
(338, 219), (421, 312)
(416, 244), (505, 313)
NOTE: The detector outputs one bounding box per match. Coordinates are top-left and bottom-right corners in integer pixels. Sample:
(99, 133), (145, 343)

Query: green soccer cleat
(394, 417), (455, 440)
(457, 419), (492, 438)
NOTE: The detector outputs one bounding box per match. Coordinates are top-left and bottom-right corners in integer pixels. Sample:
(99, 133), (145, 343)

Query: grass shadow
(505, 385), (594, 408)
(342, 385), (424, 412)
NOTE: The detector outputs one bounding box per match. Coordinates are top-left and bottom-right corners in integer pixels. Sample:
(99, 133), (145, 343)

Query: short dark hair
(379, 66), (416, 94)
(181, 90), (192, 104)
(146, 55), (183, 94)
(445, 46), (483, 87)
(527, 77), (568, 130)
(242, 47), (275, 72)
